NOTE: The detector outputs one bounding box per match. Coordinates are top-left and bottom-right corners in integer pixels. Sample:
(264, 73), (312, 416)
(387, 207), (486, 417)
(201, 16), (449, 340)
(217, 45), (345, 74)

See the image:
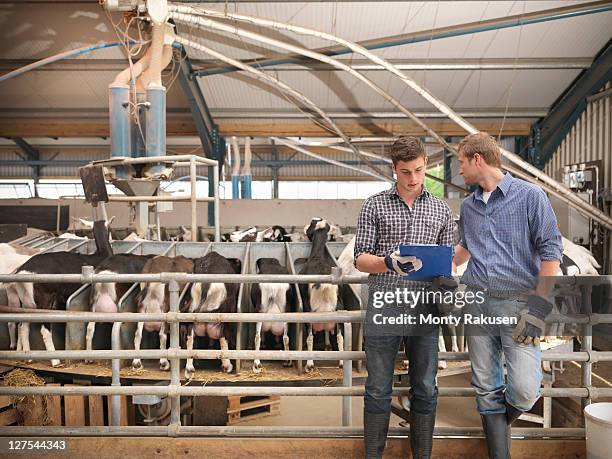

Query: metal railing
(0, 270), (611, 439)
(93, 154), (221, 241)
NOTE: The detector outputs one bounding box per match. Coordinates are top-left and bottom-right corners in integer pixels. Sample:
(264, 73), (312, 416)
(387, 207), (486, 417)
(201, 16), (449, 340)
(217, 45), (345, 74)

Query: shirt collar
(389, 183), (431, 201)
(473, 173), (513, 202)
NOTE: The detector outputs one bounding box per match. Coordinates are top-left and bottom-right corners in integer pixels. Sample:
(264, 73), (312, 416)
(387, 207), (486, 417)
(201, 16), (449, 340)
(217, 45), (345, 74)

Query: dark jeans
(364, 329), (439, 416)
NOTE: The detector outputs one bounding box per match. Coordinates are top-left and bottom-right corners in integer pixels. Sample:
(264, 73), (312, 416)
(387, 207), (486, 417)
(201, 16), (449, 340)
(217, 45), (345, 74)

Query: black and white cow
(299, 218), (342, 372)
(85, 253), (153, 360)
(250, 258), (295, 372)
(182, 251), (241, 378)
(7, 222), (113, 367)
(132, 255), (194, 372)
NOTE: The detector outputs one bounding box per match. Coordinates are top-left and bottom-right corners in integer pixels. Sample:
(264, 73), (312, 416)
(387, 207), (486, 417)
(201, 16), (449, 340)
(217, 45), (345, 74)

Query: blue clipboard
(398, 245), (452, 280)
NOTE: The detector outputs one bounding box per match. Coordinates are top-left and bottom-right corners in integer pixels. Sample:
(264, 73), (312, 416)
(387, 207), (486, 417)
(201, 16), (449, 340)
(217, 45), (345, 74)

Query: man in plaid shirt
(354, 136), (454, 459)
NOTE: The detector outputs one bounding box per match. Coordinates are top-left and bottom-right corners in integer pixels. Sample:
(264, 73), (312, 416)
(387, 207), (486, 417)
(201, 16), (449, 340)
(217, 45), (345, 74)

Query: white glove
(384, 250), (423, 276)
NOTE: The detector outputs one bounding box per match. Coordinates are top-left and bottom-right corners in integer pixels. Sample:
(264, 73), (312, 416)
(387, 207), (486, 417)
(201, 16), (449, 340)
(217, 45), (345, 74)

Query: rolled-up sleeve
(354, 198), (377, 265)
(528, 188), (563, 261)
(437, 206), (455, 254)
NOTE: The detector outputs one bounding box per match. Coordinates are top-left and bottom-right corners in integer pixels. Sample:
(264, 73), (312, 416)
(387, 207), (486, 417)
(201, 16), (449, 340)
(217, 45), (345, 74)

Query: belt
(465, 285), (530, 301)
(482, 290), (530, 301)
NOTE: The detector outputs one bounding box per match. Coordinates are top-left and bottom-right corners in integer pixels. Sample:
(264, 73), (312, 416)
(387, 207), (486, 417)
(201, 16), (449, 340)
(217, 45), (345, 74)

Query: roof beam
(535, 39), (612, 166)
(177, 50), (217, 158)
(0, 58), (591, 72)
(0, 107), (546, 120)
(193, 1), (612, 77)
(209, 108), (548, 119)
(0, 119), (532, 138)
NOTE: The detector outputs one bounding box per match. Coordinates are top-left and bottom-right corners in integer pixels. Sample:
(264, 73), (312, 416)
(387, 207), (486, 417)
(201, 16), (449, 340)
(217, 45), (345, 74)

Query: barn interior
(0, 1), (611, 458)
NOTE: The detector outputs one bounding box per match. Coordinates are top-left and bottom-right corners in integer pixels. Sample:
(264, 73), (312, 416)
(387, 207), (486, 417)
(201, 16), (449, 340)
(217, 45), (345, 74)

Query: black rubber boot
(481, 413), (511, 459)
(505, 401), (523, 426)
(410, 411), (436, 459)
(364, 410), (390, 459)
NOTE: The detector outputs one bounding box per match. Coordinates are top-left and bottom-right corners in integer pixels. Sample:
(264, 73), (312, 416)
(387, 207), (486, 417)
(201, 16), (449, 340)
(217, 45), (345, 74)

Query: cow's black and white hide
(547, 237), (601, 338)
(85, 253), (153, 360)
(250, 258), (295, 373)
(181, 252), (241, 378)
(299, 218), (342, 372)
(7, 221), (113, 367)
(258, 226), (291, 242)
(168, 226), (192, 242)
(132, 255), (194, 372)
(1, 244), (41, 350)
(229, 227), (258, 242)
(303, 218), (342, 242)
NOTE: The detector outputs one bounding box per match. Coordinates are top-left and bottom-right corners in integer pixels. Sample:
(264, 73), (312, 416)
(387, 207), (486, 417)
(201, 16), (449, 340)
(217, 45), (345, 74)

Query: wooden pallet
(226, 395), (280, 425)
(46, 384), (132, 427)
(0, 391), (21, 426)
(0, 381), (131, 427)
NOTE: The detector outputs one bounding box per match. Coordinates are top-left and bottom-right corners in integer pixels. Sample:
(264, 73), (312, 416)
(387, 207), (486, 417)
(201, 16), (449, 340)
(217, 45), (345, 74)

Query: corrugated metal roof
(2, 1), (609, 117)
(0, 151), (30, 177)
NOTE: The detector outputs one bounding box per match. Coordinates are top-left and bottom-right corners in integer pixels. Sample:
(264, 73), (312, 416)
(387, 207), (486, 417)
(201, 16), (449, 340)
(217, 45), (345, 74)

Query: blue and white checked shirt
(459, 173), (563, 291)
(355, 184), (455, 284)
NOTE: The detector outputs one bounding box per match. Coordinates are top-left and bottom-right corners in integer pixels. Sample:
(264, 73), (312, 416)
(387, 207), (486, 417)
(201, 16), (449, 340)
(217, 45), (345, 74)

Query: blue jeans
(364, 329), (439, 416)
(465, 297), (542, 414)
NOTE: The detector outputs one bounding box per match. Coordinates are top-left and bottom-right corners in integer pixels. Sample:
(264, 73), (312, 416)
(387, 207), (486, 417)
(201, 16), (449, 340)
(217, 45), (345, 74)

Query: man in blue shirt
(453, 132), (563, 459)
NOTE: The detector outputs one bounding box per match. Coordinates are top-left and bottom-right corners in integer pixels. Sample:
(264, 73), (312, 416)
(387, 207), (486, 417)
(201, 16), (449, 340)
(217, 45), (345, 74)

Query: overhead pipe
(173, 35), (390, 180)
(110, 44), (154, 174)
(272, 137), (391, 182)
(144, 22), (174, 176)
(230, 136), (241, 199)
(170, 6), (612, 230)
(187, 1), (612, 77)
(171, 16), (397, 180)
(168, 10), (453, 151)
(0, 41), (138, 84)
(241, 136), (252, 199)
(231, 58), (593, 72)
(327, 144), (468, 193)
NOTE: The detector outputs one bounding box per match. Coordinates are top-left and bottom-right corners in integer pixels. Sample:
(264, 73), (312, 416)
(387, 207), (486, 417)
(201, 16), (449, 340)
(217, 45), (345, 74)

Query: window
(278, 181), (390, 199)
(425, 164), (444, 198)
(161, 180), (272, 199)
(0, 180), (34, 199)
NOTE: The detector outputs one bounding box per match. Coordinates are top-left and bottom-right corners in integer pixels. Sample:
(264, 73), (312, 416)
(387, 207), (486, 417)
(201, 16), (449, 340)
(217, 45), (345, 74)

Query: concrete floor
(240, 361), (612, 428)
(240, 373), (481, 427)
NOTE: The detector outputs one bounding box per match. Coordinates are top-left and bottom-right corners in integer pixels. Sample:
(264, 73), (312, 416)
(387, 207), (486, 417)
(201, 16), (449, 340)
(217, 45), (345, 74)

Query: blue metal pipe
(193, 1), (612, 77)
(131, 90), (147, 158)
(0, 42), (139, 83)
(241, 175), (252, 199)
(109, 84), (131, 179)
(145, 86), (166, 173)
(231, 175), (240, 199)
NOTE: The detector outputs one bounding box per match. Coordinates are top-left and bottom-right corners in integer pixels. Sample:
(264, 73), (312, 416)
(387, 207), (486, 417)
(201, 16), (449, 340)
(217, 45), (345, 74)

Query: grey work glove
(384, 250), (422, 276)
(512, 294), (553, 346)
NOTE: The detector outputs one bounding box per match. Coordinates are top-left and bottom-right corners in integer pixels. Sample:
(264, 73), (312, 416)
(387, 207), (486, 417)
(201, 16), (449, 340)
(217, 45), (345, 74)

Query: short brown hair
(457, 132), (502, 167)
(389, 136), (426, 165)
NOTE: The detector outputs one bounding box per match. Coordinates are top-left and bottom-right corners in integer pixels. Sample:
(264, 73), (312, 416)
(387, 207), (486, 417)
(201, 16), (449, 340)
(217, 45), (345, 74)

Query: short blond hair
(457, 132), (502, 167)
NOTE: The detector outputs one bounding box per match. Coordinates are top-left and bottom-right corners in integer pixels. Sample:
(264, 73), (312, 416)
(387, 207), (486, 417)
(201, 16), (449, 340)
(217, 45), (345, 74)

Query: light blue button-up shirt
(459, 173), (563, 291)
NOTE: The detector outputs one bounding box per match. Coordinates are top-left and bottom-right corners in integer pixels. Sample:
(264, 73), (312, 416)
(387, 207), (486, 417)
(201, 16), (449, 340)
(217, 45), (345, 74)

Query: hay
(122, 367), (146, 377)
(3, 368), (50, 426)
